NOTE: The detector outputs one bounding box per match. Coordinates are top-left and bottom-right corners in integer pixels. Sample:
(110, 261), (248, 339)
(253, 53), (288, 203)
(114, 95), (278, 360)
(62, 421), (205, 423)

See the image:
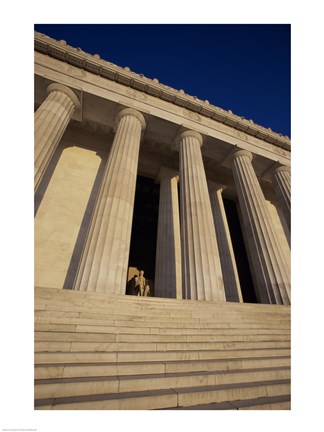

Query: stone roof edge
(34, 31), (291, 151)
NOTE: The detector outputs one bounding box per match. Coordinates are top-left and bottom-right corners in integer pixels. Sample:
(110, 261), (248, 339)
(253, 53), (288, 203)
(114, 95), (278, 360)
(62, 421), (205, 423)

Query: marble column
(208, 182), (243, 303)
(34, 83), (80, 192)
(154, 167), (182, 299)
(176, 130), (225, 302)
(272, 165), (291, 231)
(232, 149), (291, 305)
(74, 108), (146, 294)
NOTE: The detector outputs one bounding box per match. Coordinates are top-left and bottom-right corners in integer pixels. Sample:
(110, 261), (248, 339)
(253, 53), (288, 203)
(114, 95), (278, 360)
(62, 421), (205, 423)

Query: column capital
(155, 166), (179, 184)
(115, 107), (146, 131)
(46, 83), (81, 111)
(232, 149), (253, 162)
(176, 130), (203, 146)
(207, 180), (227, 193)
(273, 164), (291, 175)
(173, 130), (203, 152)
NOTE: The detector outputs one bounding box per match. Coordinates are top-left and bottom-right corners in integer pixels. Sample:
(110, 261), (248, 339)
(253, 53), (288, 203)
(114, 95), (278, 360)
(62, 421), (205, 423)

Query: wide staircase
(34, 286), (291, 410)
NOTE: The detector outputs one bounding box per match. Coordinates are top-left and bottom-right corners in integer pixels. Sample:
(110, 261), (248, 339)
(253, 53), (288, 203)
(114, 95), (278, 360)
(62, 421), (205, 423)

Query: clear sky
(34, 24), (291, 137)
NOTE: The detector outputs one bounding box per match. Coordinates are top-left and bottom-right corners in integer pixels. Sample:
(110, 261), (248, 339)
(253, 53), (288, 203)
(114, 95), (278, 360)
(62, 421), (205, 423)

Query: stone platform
(34, 287), (291, 410)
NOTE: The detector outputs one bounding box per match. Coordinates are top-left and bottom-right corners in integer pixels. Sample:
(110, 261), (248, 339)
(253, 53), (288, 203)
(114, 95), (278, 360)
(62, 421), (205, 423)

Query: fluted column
(74, 108), (146, 294)
(208, 182), (243, 303)
(154, 168), (182, 299)
(34, 83), (80, 192)
(272, 165), (291, 231)
(177, 130), (225, 301)
(232, 149), (291, 305)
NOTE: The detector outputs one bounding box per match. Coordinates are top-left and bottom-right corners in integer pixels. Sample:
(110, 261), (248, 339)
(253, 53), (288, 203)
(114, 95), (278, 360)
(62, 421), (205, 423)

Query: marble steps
(35, 302), (289, 317)
(35, 346), (290, 365)
(35, 356), (290, 380)
(34, 287), (290, 409)
(35, 338), (290, 356)
(34, 322), (290, 336)
(35, 307), (289, 324)
(35, 297), (290, 317)
(34, 379), (291, 410)
(169, 394), (291, 410)
(34, 331), (290, 344)
(35, 365), (290, 401)
(35, 310), (290, 327)
(34, 313), (291, 330)
(35, 286), (287, 307)
(34, 306), (290, 326)
(34, 287), (286, 311)
(35, 287), (289, 314)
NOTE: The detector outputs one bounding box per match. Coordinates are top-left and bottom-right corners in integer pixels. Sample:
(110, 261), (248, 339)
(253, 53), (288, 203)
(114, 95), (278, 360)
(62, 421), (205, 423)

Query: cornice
(34, 31), (291, 152)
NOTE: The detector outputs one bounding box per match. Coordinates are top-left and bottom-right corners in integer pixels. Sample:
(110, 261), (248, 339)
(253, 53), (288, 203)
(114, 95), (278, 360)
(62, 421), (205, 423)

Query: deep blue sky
(35, 24), (291, 137)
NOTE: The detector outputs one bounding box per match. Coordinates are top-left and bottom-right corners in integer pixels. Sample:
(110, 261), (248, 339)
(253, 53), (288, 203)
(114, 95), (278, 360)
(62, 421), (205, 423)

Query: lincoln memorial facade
(34, 31), (291, 410)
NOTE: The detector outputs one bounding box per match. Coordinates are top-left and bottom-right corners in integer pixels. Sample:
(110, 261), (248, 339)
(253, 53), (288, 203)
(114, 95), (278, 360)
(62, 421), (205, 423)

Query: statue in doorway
(135, 270), (151, 297)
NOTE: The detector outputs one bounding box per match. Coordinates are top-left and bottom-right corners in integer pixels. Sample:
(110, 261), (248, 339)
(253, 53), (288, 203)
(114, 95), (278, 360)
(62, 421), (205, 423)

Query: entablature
(35, 31), (291, 152)
(35, 35), (290, 189)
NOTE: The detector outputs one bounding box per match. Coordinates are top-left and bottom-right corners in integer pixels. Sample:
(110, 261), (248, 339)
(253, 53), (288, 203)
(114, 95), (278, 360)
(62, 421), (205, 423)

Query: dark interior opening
(223, 197), (258, 303)
(128, 180), (258, 303)
(127, 175), (160, 284)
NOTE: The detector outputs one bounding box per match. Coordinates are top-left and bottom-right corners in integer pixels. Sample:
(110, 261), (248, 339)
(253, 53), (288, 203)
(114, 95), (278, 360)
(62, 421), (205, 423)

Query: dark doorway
(128, 176), (160, 282)
(223, 198), (258, 303)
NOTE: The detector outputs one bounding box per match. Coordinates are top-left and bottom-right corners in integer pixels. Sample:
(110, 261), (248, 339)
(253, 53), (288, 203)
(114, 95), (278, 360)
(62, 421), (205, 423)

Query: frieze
(35, 51), (86, 79)
(183, 109), (202, 122)
(35, 51), (64, 71)
(126, 88), (149, 102)
(65, 65), (87, 79)
(271, 144), (288, 157)
(233, 129), (250, 142)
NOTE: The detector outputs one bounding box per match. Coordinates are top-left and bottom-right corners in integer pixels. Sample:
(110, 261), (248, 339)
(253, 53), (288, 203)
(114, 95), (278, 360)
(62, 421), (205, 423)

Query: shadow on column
(223, 198), (258, 303)
(63, 153), (107, 290)
(34, 142), (66, 216)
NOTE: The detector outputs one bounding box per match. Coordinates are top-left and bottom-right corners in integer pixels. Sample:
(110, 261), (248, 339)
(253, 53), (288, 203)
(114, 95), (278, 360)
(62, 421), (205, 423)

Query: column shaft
(232, 150), (291, 305)
(208, 183), (243, 302)
(272, 166), (291, 231)
(75, 108), (145, 294)
(34, 83), (79, 192)
(178, 131), (225, 301)
(154, 168), (182, 299)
